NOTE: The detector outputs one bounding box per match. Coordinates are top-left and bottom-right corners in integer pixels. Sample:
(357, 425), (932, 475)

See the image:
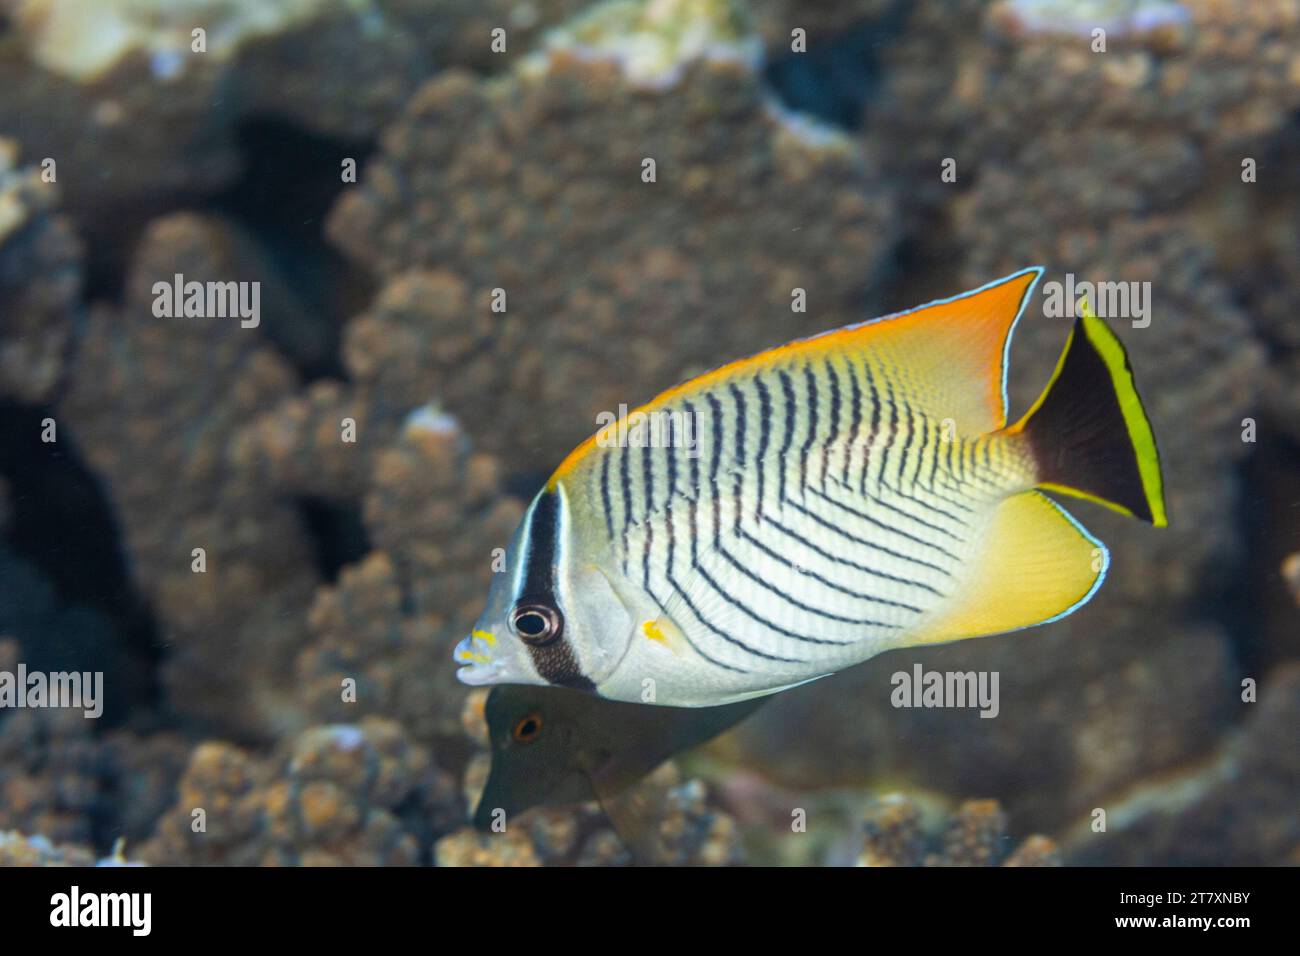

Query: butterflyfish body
(455, 268), (1167, 707)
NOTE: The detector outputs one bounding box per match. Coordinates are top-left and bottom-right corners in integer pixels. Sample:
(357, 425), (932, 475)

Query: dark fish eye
(510, 602), (562, 646)
(512, 712), (543, 743)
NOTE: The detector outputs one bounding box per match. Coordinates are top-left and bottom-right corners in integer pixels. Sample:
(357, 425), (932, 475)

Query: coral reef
(0, 0), (595, 219)
(876, 1), (1300, 188)
(140, 717), (459, 865)
(858, 794), (1060, 867)
(528, 0), (764, 88)
(0, 635), (189, 854)
(328, 0), (897, 474)
(748, 0), (895, 53)
(0, 680), (100, 845)
(57, 213), (319, 738)
(436, 767), (743, 866)
(0, 830), (97, 866)
(234, 387), (523, 745)
(1064, 662), (1300, 866)
(0, 137), (80, 403)
(0, 830), (144, 866)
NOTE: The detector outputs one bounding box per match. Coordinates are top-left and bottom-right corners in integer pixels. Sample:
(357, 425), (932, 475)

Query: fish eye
(512, 712), (543, 743)
(510, 602), (562, 646)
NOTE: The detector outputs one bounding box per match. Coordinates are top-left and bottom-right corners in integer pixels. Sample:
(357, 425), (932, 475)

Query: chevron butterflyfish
(455, 268), (1167, 707)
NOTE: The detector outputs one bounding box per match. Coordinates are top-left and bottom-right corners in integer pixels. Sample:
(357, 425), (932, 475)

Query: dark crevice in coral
(295, 496), (371, 583)
(1231, 424), (1300, 680)
(77, 206), (168, 308)
(0, 400), (163, 723)
(203, 116), (379, 382)
(762, 6), (911, 130)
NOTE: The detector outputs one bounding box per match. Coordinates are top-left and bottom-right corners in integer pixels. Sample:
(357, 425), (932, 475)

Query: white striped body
(563, 354), (1036, 705)
(456, 269), (1138, 708)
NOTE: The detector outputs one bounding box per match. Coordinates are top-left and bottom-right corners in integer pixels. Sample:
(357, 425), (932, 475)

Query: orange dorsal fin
(660, 266), (1044, 433)
(548, 268), (1043, 487)
(824, 266), (1042, 434)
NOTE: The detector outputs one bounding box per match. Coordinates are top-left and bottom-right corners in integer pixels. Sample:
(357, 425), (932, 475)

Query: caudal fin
(1008, 303), (1167, 526)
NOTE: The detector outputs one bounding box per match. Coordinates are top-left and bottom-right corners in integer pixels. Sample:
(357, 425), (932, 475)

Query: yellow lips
(456, 629), (497, 664)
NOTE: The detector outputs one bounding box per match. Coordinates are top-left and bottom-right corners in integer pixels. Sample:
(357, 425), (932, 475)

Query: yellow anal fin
(914, 491), (1108, 644)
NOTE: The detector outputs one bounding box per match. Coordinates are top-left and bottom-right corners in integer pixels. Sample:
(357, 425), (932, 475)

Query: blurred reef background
(0, 0), (1298, 866)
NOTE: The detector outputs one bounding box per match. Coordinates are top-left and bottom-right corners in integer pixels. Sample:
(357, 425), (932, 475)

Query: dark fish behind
(474, 683), (762, 837)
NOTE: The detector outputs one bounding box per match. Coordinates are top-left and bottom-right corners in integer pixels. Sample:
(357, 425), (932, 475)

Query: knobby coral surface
(328, 0), (897, 475)
(858, 794), (1061, 867)
(0, 137), (80, 403)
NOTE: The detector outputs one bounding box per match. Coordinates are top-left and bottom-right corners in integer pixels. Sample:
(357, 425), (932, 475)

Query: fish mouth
(473, 772), (530, 831)
(473, 788), (513, 831)
(454, 632), (501, 685)
(457, 663), (504, 686)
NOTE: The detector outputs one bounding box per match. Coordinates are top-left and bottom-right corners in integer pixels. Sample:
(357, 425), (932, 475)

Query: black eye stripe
(521, 490), (559, 598)
(515, 489), (595, 691)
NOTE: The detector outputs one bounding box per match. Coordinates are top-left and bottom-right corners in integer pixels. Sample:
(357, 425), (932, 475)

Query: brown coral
(0, 0), (596, 219)
(436, 762), (744, 867)
(1064, 662), (1300, 865)
(876, 1), (1300, 191)
(287, 413), (523, 745)
(57, 213), (320, 738)
(0, 138), (81, 403)
(0, 638), (191, 855)
(0, 706), (100, 846)
(328, 30), (897, 474)
(0, 830), (99, 866)
(858, 793), (1060, 867)
(140, 717), (459, 865)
